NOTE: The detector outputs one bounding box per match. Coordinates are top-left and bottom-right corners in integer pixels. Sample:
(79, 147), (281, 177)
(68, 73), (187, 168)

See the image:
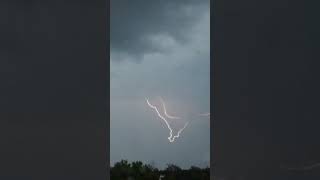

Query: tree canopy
(110, 160), (210, 180)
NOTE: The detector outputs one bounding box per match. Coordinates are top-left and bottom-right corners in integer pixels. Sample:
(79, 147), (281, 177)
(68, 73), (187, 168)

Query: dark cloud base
(111, 0), (209, 59)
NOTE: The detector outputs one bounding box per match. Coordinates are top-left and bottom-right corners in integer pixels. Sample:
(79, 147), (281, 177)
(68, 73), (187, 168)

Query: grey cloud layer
(111, 0), (209, 59)
(110, 0), (210, 169)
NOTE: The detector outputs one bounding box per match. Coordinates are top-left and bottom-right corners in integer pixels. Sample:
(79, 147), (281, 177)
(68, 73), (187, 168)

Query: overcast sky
(110, 0), (210, 169)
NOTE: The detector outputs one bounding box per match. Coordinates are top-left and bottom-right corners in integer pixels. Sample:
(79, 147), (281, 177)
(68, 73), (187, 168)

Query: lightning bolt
(159, 97), (181, 119)
(198, 112), (210, 117)
(145, 97), (188, 143)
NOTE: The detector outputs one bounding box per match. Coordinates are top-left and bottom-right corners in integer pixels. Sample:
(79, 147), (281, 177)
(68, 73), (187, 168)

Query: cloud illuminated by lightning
(145, 97), (188, 143)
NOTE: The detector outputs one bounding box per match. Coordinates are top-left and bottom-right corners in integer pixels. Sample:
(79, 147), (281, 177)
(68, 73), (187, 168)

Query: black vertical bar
(0, 1), (108, 179)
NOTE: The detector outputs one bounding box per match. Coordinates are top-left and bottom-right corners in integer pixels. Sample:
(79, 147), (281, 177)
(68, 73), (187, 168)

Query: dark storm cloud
(111, 0), (209, 59)
(110, 0), (210, 169)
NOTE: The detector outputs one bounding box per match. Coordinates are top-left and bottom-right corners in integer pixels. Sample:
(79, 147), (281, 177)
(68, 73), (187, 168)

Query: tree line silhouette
(111, 160), (210, 180)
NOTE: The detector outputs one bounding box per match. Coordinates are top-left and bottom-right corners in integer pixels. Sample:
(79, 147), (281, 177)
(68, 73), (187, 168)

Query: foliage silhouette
(110, 160), (210, 180)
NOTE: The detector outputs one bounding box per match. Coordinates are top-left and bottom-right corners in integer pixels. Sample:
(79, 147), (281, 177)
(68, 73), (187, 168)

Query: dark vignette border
(213, 0), (320, 179)
(210, 0), (214, 179)
(0, 1), (108, 179)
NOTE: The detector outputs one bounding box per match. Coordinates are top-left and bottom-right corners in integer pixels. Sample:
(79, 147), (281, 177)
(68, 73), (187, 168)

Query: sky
(110, 0), (210, 169)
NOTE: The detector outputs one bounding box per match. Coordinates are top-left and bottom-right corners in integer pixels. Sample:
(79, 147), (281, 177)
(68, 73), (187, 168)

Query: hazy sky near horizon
(110, 0), (210, 169)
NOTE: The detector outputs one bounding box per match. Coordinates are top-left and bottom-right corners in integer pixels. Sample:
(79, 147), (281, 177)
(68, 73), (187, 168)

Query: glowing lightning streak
(159, 97), (181, 119)
(145, 98), (188, 143)
(198, 112), (210, 117)
(174, 121), (189, 140)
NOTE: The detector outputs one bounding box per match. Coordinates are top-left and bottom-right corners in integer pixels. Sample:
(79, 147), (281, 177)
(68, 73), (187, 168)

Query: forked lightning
(145, 97), (188, 143)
